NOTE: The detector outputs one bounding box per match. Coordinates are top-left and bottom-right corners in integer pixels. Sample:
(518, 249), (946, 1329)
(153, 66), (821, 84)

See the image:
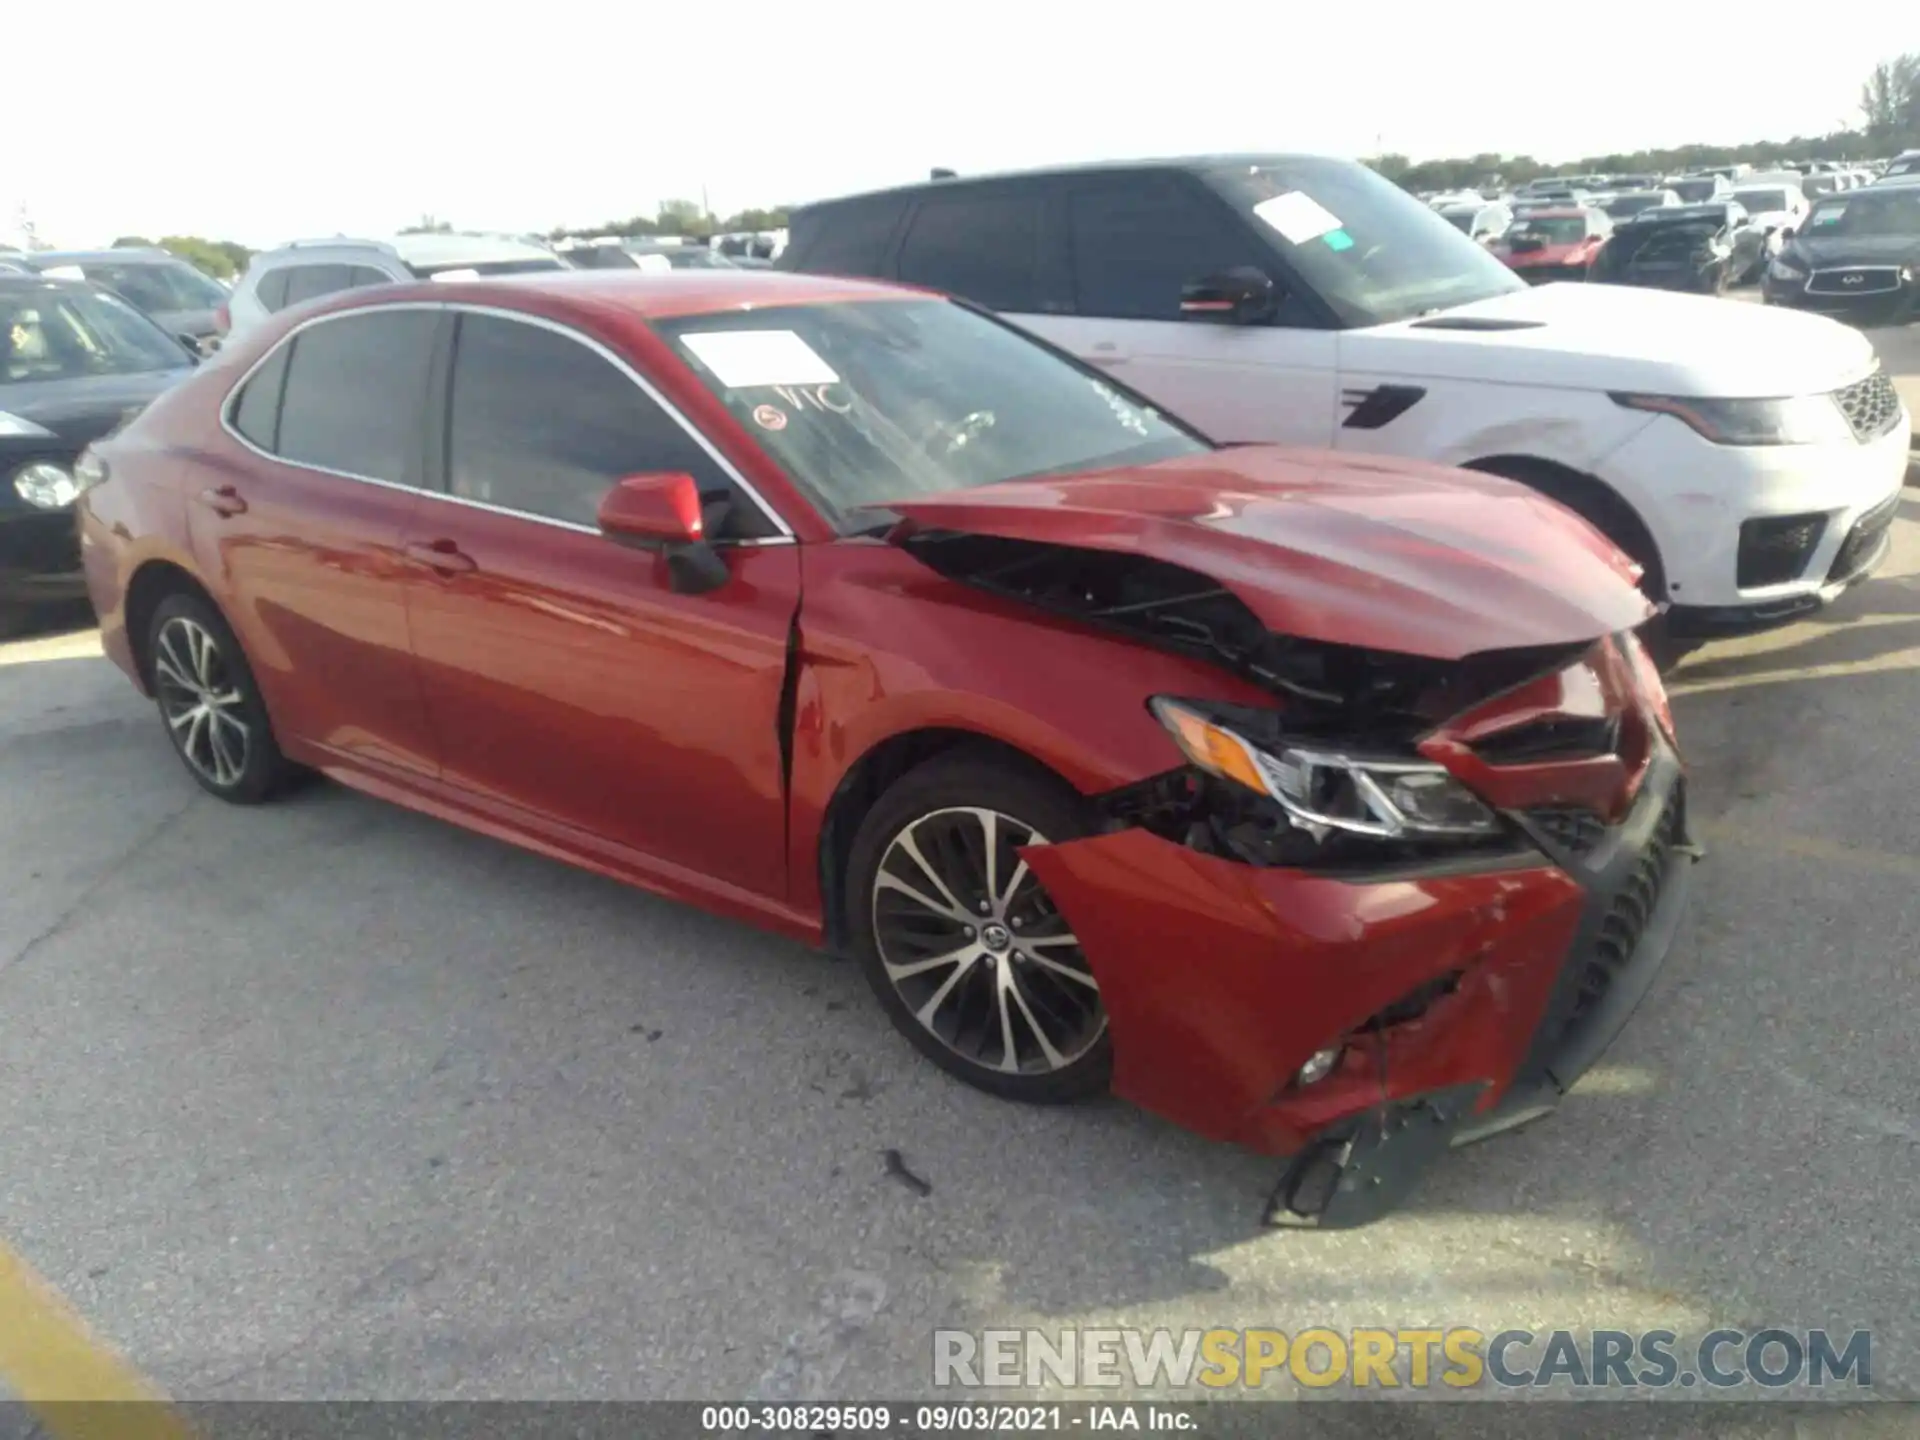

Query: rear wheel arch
(1461, 453), (1669, 599)
(124, 560), (218, 689)
(816, 727), (1087, 958)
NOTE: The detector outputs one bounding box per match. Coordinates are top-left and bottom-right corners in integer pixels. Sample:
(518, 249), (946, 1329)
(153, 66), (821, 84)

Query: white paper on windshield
(680, 329), (839, 389)
(1252, 191), (1343, 246)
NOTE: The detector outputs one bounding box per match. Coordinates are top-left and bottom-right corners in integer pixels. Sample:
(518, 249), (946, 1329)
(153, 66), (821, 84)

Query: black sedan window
(1, 285), (186, 383)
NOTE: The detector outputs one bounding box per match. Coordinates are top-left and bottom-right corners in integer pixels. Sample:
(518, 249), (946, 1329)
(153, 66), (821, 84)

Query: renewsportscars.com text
(932, 1327), (1872, 1391)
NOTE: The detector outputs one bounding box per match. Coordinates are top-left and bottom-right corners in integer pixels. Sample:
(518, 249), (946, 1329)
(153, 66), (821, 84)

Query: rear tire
(147, 592), (294, 804)
(845, 750), (1112, 1105)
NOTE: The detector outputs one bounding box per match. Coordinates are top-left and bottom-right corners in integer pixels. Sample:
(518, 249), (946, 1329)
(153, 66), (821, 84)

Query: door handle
(196, 484), (247, 517)
(403, 538), (477, 575)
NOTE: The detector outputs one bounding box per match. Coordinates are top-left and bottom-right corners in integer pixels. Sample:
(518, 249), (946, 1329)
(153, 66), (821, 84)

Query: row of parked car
(4, 147), (1912, 1227)
(1425, 160), (1920, 316)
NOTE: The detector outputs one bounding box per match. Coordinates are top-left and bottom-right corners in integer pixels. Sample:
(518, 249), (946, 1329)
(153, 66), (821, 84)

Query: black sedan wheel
(148, 592), (292, 803)
(847, 752), (1111, 1103)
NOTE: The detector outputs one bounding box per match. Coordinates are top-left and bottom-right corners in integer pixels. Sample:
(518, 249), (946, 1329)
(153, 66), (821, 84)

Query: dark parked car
(1, 274), (197, 631)
(26, 248), (230, 354)
(1762, 181), (1920, 325)
(75, 270), (1689, 1227)
(1593, 205), (1742, 293)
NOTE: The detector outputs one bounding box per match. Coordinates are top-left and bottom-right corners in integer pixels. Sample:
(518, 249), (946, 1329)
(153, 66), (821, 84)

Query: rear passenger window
(1068, 179), (1270, 321)
(274, 311), (437, 482)
(896, 192), (1043, 311)
(256, 269), (291, 311)
(790, 200), (904, 277)
(445, 313), (769, 536)
(284, 264), (354, 305)
(347, 266), (393, 289)
(228, 344), (290, 450)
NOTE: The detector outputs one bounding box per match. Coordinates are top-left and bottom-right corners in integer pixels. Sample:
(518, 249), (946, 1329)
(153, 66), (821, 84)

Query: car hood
(878, 446), (1653, 660)
(1787, 233), (1920, 267)
(1350, 280), (1877, 396)
(0, 368), (190, 450)
(1500, 240), (1590, 265)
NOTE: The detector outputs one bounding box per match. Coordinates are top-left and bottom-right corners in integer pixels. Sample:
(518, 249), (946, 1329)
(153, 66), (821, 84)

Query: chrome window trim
(216, 298), (798, 544)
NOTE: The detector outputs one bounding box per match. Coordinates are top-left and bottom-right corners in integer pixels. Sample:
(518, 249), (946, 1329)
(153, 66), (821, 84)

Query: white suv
(222, 232), (567, 339)
(783, 155), (1909, 641)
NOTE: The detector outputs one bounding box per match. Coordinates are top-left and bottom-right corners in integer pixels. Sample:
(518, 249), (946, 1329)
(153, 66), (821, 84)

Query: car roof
(297, 268), (922, 323)
(255, 232), (558, 267)
(1517, 207), (1590, 218)
(0, 272), (96, 293)
(26, 248), (180, 265)
(790, 152), (1343, 211)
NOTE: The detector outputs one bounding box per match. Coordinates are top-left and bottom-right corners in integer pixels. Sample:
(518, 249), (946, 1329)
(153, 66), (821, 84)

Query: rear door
(401, 308), (800, 901)
(197, 308), (439, 776)
(1015, 172), (1340, 448)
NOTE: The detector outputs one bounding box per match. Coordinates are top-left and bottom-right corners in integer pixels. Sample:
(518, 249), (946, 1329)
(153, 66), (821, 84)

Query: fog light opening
(1296, 1046), (1342, 1087)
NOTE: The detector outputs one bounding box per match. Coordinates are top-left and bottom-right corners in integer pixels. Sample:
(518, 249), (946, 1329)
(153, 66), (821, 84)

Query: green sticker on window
(1324, 229), (1354, 251)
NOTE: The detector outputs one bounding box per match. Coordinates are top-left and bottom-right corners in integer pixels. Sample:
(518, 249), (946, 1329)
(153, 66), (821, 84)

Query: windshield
(1508, 216), (1589, 245)
(1671, 179), (1719, 202)
(1, 284), (188, 383)
(1203, 158), (1523, 325)
(76, 260), (227, 312)
(654, 299), (1206, 524)
(1730, 189), (1791, 214)
(1604, 194), (1667, 218)
(1802, 190), (1920, 238)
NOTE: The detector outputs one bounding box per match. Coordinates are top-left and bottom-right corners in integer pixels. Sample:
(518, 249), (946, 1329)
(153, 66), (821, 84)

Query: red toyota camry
(77, 270), (1696, 1226)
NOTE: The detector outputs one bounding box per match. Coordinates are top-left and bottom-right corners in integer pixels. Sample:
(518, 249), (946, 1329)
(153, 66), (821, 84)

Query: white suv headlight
(1609, 391), (1853, 446)
(1150, 698), (1499, 840)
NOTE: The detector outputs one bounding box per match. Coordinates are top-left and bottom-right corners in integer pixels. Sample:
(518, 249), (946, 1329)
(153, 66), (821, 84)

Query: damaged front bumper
(1022, 742), (1698, 1229)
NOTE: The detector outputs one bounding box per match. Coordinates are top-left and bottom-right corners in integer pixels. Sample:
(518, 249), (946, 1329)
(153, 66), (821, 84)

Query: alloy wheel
(870, 806), (1104, 1076)
(152, 615), (252, 788)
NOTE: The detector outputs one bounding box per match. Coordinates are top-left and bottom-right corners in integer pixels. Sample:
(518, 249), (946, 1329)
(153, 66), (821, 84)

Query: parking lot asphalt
(2, 328), (1918, 1423)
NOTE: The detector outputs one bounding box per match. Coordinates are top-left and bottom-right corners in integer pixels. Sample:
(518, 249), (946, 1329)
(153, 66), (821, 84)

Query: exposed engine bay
(900, 527), (1612, 871)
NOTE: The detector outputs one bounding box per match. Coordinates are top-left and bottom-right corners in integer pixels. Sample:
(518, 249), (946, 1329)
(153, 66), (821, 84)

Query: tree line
(1368, 50), (1920, 193)
(104, 201), (791, 282)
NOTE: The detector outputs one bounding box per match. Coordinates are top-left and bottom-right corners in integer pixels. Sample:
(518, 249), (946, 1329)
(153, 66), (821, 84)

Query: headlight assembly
(1149, 697), (1499, 841)
(12, 461), (82, 511)
(1767, 258), (1806, 282)
(1608, 390), (1853, 446)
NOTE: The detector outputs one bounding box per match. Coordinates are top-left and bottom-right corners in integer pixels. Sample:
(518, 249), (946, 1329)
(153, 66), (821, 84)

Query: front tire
(147, 592), (292, 803)
(846, 751), (1112, 1104)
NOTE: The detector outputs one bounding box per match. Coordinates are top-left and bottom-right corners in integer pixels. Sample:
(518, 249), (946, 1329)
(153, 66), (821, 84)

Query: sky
(5, 3), (1908, 250)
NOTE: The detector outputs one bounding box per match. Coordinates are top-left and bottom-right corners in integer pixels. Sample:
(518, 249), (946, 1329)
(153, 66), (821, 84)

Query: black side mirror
(176, 333), (204, 363)
(1179, 267), (1277, 325)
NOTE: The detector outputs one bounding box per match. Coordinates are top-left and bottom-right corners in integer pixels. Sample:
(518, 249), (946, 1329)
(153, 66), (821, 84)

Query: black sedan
(2, 275), (197, 632)
(1762, 182), (1920, 325)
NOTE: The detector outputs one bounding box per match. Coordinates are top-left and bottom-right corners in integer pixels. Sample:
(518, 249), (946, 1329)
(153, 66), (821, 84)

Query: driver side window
(1066, 177), (1314, 325)
(444, 313), (776, 538)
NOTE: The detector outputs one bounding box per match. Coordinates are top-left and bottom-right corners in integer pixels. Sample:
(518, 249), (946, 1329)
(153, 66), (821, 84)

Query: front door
(402, 309), (799, 903)
(1012, 173), (1341, 448)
